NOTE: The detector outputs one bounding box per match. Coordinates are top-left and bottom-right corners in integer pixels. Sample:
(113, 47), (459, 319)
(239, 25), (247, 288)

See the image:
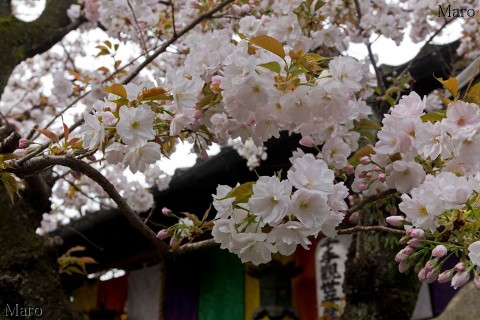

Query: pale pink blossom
(248, 176), (292, 225)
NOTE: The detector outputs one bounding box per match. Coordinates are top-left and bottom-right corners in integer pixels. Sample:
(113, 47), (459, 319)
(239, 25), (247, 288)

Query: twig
(337, 225), (405, 235)
(346, 189), (397, 214)
(144, 203), (156, 224)
(61, 42), (79, 73)
(397, 19), (453, 80)
(126, 0), (148, 54)
(20, 0), (235, 164)
(122, 0), (235, 84)
(65, 226), (105, 252)
(170, 1), (177, 38)
(62, 177), (117, 210)
(352, 0), (385, 93)
(173, 223), (406, 256)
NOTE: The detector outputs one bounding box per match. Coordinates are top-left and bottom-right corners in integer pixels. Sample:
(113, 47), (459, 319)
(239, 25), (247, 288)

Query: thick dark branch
(24, 0), (81, 59)
(0, 0), (11, 17)
(175, 239), (218, 255)
(5, 155), (170, 257)
(174, 224), (406, 256)
(0, 0), (82, 95)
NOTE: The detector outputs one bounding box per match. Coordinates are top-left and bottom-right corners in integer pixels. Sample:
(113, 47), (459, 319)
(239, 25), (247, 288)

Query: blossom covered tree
(1, 0), (480, 318)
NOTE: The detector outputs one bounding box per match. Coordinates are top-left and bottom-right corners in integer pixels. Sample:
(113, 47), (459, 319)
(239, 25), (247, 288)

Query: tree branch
(352, 0), (385, 93)
(347, 189), (398, 215)
(0, 0), (83, 95)
(397, 19), (453, 80)
(0, 0), (11, 18)
(175, 239), (218, 255)
(337, 225), (405, 235)
(5, 155), (170, 257)
(16, 0), (235, 163)
(122, 0), (235, 84)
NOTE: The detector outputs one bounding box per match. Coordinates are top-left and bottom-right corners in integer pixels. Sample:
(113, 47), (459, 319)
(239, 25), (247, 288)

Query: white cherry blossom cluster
(228, 138), (267, 170)
(211, 153), (348, 265)
(360, 91), (480, 287)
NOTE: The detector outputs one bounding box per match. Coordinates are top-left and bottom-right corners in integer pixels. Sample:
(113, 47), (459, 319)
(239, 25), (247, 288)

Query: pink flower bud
(358, 171), (366, 178)
(19, 138), (29, 149)
(366, 172), (373, 179)
(377, 173), (386, 181)
(359, 156), (371, 165)
(349, 211), (360, 224)
(386, 215), (405, 226)
(374, 166), (381, 172)
(241, 4), (250, 12)
(432, 245), (448, 258)
(162, 207), (172, 216)
(399, 236), (409, 244)
(231, 4), (242, 14)
(299, 136), (316, 147)
(398, 261), (410, 273)
(156, 229), (170, 240)
(407, 238), (423, 248)
(395, 251), (407, 262)
(395, 247), (413, 262)
(438, 270), (454, 283)
(426, 270), (439, 283)
(346, 165), (355, 175)
(358, 183), (367, 192)
(455, 262), (466, 272)
(404, 246), (415, 255)
(410, 228), (425, 239)
(451, 271), (470, 289)
(418, 267), (428, 281)
(425, 259), (437, 271)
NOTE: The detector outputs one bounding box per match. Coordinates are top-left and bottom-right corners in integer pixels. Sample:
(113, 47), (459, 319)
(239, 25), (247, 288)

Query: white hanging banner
(315, 235), (352, 319)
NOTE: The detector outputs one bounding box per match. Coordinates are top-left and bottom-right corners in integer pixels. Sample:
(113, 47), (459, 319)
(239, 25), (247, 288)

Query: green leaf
(36, 129), (59, 143)
(421, 110), (447, 123)
(249, 35), (286, 59)
(1, 173), (19, 203)
(314, 0), (326, 12)
(104, 84), (128, 99)
(0, 153), (20, 168)
(435, 76), (459, 99)
(225, 181), (255, 205)
(109, 97), (130, 106)
(465, 83), (480, 104)
(62, 265), (84, 275)
(258, 61), (282, 74)
(357, 129), (377, 144)
(289, 64), (308, 76)
(140, 94), (173, 101)
(356, 119), (382, 131)
(348, 145), (374, 166)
